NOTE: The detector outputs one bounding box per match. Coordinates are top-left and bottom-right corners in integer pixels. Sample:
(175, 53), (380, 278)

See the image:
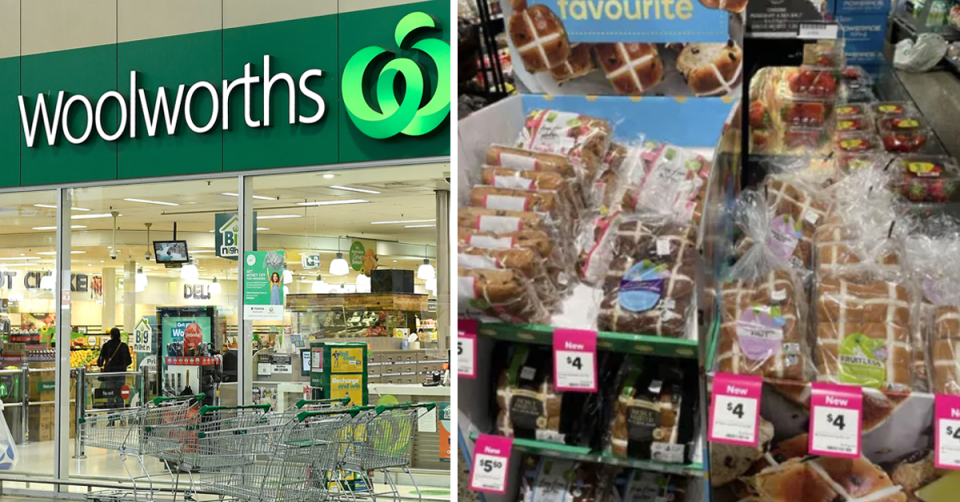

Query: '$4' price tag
(708, 373), (762, 447)
(935, 394), (960, 470)
(470, 435), (512, 494)
(553, 329), (597, 392)
(808, 383), (862, 458)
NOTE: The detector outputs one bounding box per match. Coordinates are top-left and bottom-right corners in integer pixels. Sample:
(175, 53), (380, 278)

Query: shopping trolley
(198, 405), (364, 502)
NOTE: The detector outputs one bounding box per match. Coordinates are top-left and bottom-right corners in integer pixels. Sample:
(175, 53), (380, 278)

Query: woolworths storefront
(0, 0), (451, 496)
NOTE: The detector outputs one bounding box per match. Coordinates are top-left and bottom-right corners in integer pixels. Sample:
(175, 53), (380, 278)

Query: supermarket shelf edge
(476, 322), (699, 359)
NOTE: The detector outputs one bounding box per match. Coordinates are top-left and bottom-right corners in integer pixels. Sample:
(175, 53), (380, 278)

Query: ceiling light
(34, 204), (90, 211)
(0, 257), (39, 261)
(257, 227), (270, 231)
(37, 251), (85, 255)
(426, 277), (437, 293)
(180, 263), (199, 281)
(136, 268), (148, 293)
(370, 219), (436, 225)
(190, 250), (215, 254)
(33, 225), (86, 230)
(312, 275), (327, 293)
(40, 272), (55, 291)
(209, 276), (221, 295)
(124, 198), (179, 206)
(72, 213), (119, 220)
(322, 174), (335, 179)
(296, 199), (369, 207)
(329, 186), (380, 194)
(221, 192), (278, 201)
(330, 253), (349, 276)
(257, 214), (302, 220)
(356, 274), (371, 293)
(405, 224), (436, 228)
(209, 230), (215, 233)
(418, 259), (435, 280)
(283, 270), (293, 284)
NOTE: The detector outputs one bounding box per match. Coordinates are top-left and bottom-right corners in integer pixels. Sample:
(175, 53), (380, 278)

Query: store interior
(0, 163), (451, 494)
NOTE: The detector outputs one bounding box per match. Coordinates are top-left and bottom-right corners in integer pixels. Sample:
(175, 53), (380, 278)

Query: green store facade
(0, 0), (451, 494)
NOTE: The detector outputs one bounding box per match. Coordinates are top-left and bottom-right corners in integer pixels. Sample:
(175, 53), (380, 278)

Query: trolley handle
(152, 394), (206, 406)
(375, 401), (437, 415)
(199, 404), (271, 416)
(295, 397), (351, 409)
(297, 405), (374, 422)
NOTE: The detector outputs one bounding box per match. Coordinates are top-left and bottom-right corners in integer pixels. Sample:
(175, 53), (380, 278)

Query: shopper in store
(98, 328), (132, 409)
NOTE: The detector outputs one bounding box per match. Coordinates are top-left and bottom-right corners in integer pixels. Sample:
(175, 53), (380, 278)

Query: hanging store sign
(184, 284), (216, 300)
(0, 271), (88, 291)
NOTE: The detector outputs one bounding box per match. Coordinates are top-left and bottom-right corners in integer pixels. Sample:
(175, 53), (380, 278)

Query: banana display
(70, 349), (100, 368)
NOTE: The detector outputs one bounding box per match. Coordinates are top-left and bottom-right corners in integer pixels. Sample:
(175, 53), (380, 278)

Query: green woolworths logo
(342, 12), (450, 139)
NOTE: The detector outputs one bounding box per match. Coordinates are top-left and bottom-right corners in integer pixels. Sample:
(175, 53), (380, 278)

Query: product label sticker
(803, 210), (820, 225)
(935, 394), (960, 470)
(878, 104), (904, 114)
(522, 110), (582, 155)
(619, 260), (668, 312)
(708, 373), (762, 447)
(477, 215), (523, 233)
(458, 276), (477, 301)
(650, 442), (685, 464)
(499, 152), (539, 172)
(909, 162), (941, 178)
(771, 289), (787, 301)
(458, 253), (501, 270)
(493, 175), (535, 191)
(923, 276), (948, 305)
(656, 238), (671, 256)
(736, 305), (786, 361)
(524, 0), (729, 43)
(767, 214), (802, 261)
(837, 333), (887, 388)
(484, 194), (529, 212)
(467, 234), (515, 249)
(553, 328), (598, 392)
(809, 382), (862, 458)
(625, 471), (675, 502)
(470, 434), (513, 494)
(458, 319), (477, 379)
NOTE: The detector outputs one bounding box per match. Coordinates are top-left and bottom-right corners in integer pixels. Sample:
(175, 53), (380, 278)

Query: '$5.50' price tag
(935, 394), (960, 469)
(458, 320), (477, 379)
(708, 373), (762, 446)
(553, 329), (598, 392)
(470, 434), (513, 494)
(809, 382), (862, 458)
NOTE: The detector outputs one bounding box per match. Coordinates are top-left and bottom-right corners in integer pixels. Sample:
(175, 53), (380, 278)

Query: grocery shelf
(476, 322), (699, 359)
(468, 432), (705, 477)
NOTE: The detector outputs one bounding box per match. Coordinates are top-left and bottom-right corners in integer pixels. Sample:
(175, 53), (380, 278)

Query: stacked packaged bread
(618, 142), (713, 227)
(718, 191), (810, 382)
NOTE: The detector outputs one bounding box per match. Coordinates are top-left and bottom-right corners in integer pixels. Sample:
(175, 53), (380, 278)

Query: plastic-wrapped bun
(514, 109), (613, 181)
(458, 268), (549, 324)
(932, 306), (960, 395)
(577, 212), (623, 286)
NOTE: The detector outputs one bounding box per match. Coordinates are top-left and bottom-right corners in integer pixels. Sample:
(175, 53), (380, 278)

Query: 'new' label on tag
(809, 382), (862, 458)
(470, 435), (513, 494)
(935, 394), (960, 470)
(553, 328), (597, 392)
(458, 319), (477, 379)
(708, 373), (762, 447)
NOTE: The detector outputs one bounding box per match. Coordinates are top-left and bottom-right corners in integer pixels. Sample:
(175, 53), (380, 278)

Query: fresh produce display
(835, 115), (872, 132)
(783, 126), (829, 151)
(893, 156), (960, 202)
(785, 67), (839, 98)
(835, 103), (867, 117)
(835, 131), (880, 153)
(780, 100), (833, 127)
(70, 349), (100, 368)
(881, 128), (929, 153)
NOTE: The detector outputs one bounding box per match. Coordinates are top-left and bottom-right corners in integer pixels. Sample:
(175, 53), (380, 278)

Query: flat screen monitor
(300, 349), (311, 376)
(154, 241), (190, 263)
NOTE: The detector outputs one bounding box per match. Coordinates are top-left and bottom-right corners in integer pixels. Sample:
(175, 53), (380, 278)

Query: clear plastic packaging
(458, 227), (575, 291)
(606, 356), (687, 460)
(619, 144), (712, 225)
(458, 245), (562, 308)
(458, 267), (550, 324)
(835, 115), (874, 133)
(763, 174), (829, 269)
(485, 145), (577, 178)
(783, 66), (841, 99)
(778, 98), (834, 127)
(515, 109), (613, 181)
(881, 127), (933, 154)
(892, 155), (960, 203)
(577, 211), (623, 286)
(782, 125), (830, 153)
(877, 115), (931, 134)
(931, 306), (960, 395)
(837, 153), (891, 173)
(595, 215), (697, 338)
(803, 42), (846, 68)
(835, 131), (881, 154)
(872, 101), (920, 118)
(479, 166), (586, 214)
(835, 103), (869, 117)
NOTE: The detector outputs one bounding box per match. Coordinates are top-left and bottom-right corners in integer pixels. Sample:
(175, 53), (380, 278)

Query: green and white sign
(244, 251), (285, 321)
(349, 241), (365, 271)
(132, 318), (152, 353)
(215, 212), (258, 260)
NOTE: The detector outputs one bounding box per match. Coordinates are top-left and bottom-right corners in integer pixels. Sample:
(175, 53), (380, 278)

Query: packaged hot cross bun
(515, 109), (613, 182)
(485, 145), (577, 178)
(618, 143), (712, 226)
(479, 166), (586, 214)
(718, 190), (811, 382)
(596, 214), (697, 338)
(458, 245), (562, 309)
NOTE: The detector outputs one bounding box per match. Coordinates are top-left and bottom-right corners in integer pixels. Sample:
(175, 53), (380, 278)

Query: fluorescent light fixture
(190, 250), (216, 254)
(329, 185), (380, 194)
(257, 214), (302, 220)
(0, 257), (39, 261)
(221, 192), (278, 201)
(34, 204), (90, 211)
(418, 259), (435, 280)
(370, 219), (436, 225)
(296, 199), (368, 207)
(405, 224), (437, 228)
(257, 227), (270, 231)
(136, 268), (148, 293)
(209, 277), (221, 295)
(124, 198), (179, 206)
(37, 251), (86, 255)
(71, 213), (119, 220)
(356, 274), (371, 293)
(180, 263), (199, 281)
(209, 230), (215, 233)
(329, 253), (349, 276)
(322, 174), (335, 179)
(33, 225), (86, 230)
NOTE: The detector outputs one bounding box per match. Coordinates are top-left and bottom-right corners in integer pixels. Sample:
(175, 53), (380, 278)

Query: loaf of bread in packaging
(933, 306), (960, 395)
(591, 143), (630, 209)
(485, 145), (576, 177)
(459, 245), (560, 306)
(469, 186), (562, 215)
(718, 270), (806, 381)
(481, 166), (585, 211)
(458, 268), (548, 324)
(816, 276), (912, 390)
(458, 228), (557, 265)
(515, 109), (612, 180)
(458, 207), (551, 234)
(764, 176), (828, 268)
(608, 357), (684, 459)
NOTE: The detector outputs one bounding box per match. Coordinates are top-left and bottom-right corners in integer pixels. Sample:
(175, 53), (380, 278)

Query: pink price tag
(708, 372), (762, 447)
(809, 382), (862, 458)
(935, 394), (960, 470)
(552, 328), (598, 392)
(458, 319), (477, 379)
(469, 434), (513, 494)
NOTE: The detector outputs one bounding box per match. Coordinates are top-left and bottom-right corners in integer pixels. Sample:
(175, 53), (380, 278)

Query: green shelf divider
(468, 432), (705, 477)
(476, 323), (699, 359)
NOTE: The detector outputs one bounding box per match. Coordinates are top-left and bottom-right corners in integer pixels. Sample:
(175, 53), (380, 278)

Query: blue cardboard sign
(829, 0), (891, 15)
(527, 0), (729, 42)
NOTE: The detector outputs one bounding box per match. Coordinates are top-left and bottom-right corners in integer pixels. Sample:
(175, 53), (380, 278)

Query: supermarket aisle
(897, 69), (960, 159)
